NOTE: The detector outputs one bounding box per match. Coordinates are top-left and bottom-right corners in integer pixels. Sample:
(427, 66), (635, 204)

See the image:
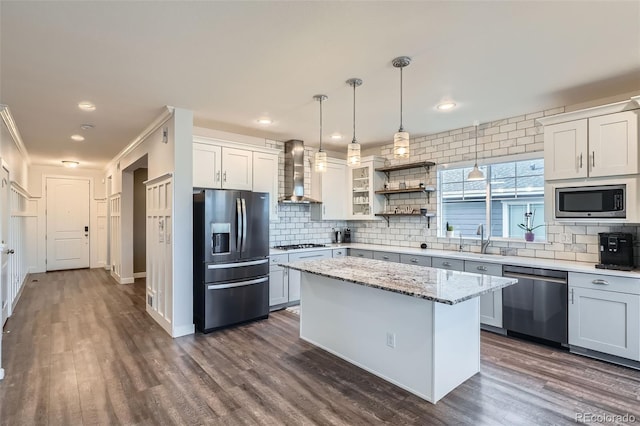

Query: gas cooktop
(272, 243), (327, 251)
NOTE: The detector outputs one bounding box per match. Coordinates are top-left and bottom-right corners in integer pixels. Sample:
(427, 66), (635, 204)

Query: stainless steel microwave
(555, 184), (625, 218)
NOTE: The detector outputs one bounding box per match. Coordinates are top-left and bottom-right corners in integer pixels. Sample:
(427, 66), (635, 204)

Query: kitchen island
(282, 256), (518, 403)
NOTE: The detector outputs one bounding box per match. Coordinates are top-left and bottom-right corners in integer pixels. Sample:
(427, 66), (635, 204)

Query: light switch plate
(560, 233), (573, 244)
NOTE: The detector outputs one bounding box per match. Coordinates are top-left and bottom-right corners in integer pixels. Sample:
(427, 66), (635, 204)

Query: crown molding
(106, 106), (174, 172)
(536, 99), (638, 126)
(0, 104), (31, 166)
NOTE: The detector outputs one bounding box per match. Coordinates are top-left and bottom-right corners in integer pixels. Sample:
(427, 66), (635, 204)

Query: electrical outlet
(147, 295), (153, 306)
(560, 233), (573, 244)
(386, 332), (396, 348)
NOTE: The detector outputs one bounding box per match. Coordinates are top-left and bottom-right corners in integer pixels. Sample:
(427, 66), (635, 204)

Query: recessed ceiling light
(331, 134), (343, 140)
(80, 124), (95, 130)
(436, 102), (457, 111)
(62, 161), (79, 168)
(71, 134), (85, 142)
(78, 101), (96, 111)
(257, 118), (273, 125)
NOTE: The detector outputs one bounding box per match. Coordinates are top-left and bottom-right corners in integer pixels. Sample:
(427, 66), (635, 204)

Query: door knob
(7, 249), (15, 254)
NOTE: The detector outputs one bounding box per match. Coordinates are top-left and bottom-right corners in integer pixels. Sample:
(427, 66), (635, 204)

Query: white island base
(300, 272), (481, 404)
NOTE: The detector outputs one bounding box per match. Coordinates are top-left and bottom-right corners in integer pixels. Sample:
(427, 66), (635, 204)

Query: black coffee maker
(343, 228), (352, 243)
(596, 232), (635, 271)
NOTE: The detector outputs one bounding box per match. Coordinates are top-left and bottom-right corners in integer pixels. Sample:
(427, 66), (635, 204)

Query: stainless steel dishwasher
(502, 265), (569, 345)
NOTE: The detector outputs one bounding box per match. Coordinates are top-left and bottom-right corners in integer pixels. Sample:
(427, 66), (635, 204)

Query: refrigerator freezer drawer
(198, 276), (269, 333)
(204, 258), (269, 283)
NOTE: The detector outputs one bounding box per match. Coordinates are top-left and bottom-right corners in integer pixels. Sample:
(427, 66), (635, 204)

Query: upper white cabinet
(193, 143), (252, 190)
(347, 156), (385, 220)
(252, 151), (279, 221)
(193, 138), (280, 218)
(540, 103), (639, 181)
(310, 157), (348, 221)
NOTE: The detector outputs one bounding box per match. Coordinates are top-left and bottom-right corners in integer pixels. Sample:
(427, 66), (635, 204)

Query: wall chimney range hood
(278, 139), (322, 204)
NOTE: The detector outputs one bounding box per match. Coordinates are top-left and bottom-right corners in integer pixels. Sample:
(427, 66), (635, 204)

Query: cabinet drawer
(464, 261), (502, 277)
(270, 254), (288, 271)
(333, 248), (347, 257)
(432, 257), (464, 271)
(400, 254), (431, 267)
(288, 250), (332, 262)
(349, 249), (373, 259)
(569, 272), (640, 295)
(373, 251), (400, 263)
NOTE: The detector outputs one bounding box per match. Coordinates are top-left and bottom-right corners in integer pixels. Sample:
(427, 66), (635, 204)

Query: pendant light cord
(399, 66), (404, 132)
(319, 97), (323, 152)
(352, 82), (357, 144)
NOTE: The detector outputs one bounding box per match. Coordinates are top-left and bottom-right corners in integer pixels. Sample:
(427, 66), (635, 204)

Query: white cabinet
(464, 260), (503, 328)
(193, 143), (222, 188)
(252, 151), (279, 221)
(347, 157), (385, 220)
(431, 257), (464, 271)
(287, 250), (333, 303)
(543, 109), (639, 180)
(269, 254), (289, 308)
(310, 158), (348, 221)
(569, 272), (640, 361)
(193, 143), (252, 190)
(332, 248), (347, 257)
(400, 254), (431, 267)
(373, 251), (400, 262)
(349, 248), (373, 259)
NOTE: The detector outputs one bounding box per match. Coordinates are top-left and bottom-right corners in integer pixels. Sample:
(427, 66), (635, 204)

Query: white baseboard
(104, 265), (111, 271)
(172, 323), (195, 338)
(119, 277), (135, 285)
(0, 368), (4, 380)
(133, 272), (146, 278)
(29, 266), (45, 274)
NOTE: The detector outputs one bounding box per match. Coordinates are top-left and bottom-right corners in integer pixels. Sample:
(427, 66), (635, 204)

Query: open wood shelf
(375, 161), (436, 177)
(375, 212), (435, 228)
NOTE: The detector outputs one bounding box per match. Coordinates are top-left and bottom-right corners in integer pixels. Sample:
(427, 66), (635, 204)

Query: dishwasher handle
(502, 271), (567, 285)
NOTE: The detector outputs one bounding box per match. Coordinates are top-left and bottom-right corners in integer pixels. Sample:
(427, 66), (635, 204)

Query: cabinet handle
(223, 171), (227, 182)
(578, 153), (583, 170)
(323, 205), (326, 214)
(592, 279), (609, 285)
(570, 288), (574, 304)
(357, 254), (364, 257)
(477, 266), (487, 271)
(591, 151), (595, 169)
(382, 256), (389, 260)
(410, 258), (418, 263)
(216, 171), (221, 182)
(442, 261), (451, 267)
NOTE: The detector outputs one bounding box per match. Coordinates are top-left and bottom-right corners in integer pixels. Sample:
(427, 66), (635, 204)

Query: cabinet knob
(216, 171), (221, 182)
(442, 261), (451, 267)
(592, 279), (609, 285)
(410, 258), (417, 263)
(382, 256), (389, 260)
(477, 266), (487, 271)
(223, 171), (227, 182)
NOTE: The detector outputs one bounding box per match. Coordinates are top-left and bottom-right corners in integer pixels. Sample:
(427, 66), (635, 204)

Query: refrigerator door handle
(236, 198), (242, 251)
(207, 258), (268, 269)
(207, 276), (268, 290)
(241, 198), (247, 253)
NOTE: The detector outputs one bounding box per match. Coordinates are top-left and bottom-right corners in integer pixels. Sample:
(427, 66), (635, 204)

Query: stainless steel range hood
(278, 139), (322, 204)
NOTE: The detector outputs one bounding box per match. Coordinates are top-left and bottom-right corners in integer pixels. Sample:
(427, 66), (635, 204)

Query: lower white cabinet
(569, 272), (640, 361)
(269, 254), (289, 308)
(431, 257), (464, 271)
(349, 248), (373, 259)
(400, 254), (431, 267)
(333, 248), (347, 257)
(287, 250), (333, 303)
(373, 251), (400, 262)
(464, 260), (503, 328)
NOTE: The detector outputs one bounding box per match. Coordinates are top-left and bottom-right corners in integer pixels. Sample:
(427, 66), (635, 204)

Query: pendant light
(392, 56), (411, 159)
(313, 94), (328, 172)
(467, 121), (485, 181)
(346, 78), (362, 167)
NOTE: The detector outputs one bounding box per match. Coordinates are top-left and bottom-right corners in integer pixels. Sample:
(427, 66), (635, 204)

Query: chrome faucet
(476, 224), (491, 254)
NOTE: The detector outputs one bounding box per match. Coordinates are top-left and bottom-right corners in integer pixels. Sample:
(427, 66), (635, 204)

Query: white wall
(104, 107), (194, 338)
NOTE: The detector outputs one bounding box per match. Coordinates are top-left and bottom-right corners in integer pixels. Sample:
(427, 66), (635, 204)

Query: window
(439, 157), (545, 240)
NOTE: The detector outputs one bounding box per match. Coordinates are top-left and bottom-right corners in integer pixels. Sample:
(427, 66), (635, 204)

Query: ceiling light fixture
(331, 134), (342, 140)
(80, 124), (95, 130)
(467, 121), (485, 181)
(78, 101), (96, 111)
(313, 94), (328, 173)
(71, 134), (85, 142)
(437, 101), (457, 111)
(62, 160), (79, 168)
(392, 56), (411, 159)
(346, 78), (363, 167)
(257, 118), (273, 125)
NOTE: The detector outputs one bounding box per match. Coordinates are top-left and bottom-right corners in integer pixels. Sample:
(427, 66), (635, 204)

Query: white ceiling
(2, 1), (639, 168)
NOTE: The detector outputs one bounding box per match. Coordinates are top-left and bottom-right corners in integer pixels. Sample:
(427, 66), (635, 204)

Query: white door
(193, 143), (222, 189)
(322, 160), (348, 220)
(222, 147), (253, 190)
(543, 119), (588, 180)
(252, 151), (279, 221)
(589, 111), (639, 177)
(1, 166), (10, 324)
(46, 177), (90, 271)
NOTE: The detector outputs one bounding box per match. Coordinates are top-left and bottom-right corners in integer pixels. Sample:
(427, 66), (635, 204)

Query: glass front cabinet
(348, 156), (385, 220)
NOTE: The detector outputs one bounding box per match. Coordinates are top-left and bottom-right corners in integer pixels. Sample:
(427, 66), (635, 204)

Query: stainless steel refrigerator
(193, 189), (270, 333)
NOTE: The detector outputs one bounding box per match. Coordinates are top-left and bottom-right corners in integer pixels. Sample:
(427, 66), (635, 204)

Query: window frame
(438, 152), (546, 242)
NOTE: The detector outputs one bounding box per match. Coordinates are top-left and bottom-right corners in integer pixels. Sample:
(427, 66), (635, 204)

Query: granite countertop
(271, 243), (640, 280)
(280, 256), (518, 305)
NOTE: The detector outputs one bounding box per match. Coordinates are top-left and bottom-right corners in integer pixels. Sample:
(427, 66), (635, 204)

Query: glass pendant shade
(393, 131), (410, 158)
(347, 142), (361, 167)
(467, 165), (485, 181)
(314, 150), (327, 172)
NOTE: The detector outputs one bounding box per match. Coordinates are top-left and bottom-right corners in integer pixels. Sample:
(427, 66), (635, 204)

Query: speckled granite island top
(281, 257), (518, 305)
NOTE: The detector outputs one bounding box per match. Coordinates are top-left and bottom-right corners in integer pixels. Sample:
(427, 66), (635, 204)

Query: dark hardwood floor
(1, 269), (639, 425)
